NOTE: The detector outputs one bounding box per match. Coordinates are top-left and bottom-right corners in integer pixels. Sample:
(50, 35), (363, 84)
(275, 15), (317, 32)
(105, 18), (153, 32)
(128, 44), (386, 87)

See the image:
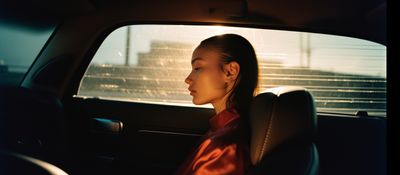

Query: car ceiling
(0, 0), (386, 45)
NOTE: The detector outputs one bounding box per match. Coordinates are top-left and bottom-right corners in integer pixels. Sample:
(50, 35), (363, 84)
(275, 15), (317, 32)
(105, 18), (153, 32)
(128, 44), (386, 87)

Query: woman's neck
(212, 83), (234, 114)
(212, 103), (226, 114)
(212, 94), (230, 114)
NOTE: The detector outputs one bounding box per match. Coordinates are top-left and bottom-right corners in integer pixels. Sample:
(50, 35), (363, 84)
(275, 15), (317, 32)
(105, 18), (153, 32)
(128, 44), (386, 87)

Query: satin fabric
(176, 108), (250, 175)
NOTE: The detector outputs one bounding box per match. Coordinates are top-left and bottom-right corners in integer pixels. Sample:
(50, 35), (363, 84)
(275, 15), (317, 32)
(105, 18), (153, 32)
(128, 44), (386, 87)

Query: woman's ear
(224, 61), (240, 82)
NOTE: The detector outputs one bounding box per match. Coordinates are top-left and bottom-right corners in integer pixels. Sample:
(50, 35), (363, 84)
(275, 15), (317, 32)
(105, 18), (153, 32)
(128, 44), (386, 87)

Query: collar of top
(209, 108), (240, 131)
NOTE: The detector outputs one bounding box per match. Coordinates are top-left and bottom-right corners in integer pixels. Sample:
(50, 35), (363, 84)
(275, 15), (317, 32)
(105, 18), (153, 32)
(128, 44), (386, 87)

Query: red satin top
(176, 108), (251, 175)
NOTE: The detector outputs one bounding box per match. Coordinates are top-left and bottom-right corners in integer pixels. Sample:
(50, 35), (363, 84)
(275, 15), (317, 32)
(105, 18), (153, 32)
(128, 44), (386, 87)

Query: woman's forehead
(191, 47), (220, 63)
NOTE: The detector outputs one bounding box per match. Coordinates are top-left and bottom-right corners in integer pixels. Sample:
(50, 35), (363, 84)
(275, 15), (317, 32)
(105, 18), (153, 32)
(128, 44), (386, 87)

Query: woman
(176, 34), (259, 175)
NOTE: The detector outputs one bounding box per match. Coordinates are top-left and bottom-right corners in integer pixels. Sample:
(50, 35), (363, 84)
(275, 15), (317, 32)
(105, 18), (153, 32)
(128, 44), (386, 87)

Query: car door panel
(66, 97), (213, 174)
(317, 115), (386, 175)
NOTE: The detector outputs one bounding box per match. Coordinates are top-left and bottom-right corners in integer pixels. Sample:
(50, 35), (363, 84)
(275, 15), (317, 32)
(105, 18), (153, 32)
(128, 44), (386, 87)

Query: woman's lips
(188, 88), (196, 96)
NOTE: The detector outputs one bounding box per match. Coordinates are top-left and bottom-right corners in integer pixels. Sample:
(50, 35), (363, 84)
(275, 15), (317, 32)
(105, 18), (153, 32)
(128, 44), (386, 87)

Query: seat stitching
(258, 105), (275, 162)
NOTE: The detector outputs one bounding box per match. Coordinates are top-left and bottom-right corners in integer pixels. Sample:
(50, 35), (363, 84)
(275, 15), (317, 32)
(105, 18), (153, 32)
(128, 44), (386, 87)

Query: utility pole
(125, 26), (131, 66)
(300, 33), (311, 68)
(306, 33), (311, 68)
(300, 33), (303, 67)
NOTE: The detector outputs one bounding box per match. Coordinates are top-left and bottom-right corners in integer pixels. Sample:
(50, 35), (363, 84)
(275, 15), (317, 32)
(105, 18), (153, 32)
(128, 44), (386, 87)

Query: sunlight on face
(185, 47), (227, 106)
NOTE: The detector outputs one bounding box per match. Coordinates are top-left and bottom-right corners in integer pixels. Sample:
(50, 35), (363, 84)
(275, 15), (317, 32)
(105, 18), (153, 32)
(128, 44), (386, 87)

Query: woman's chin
(192, 101), (202, 105)
(192, 99), (206, 105)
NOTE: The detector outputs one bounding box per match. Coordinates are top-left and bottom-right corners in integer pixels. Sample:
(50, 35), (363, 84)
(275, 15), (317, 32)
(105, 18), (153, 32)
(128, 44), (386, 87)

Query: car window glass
(0, 22), (55, 86)
(77, 25), (386, 116)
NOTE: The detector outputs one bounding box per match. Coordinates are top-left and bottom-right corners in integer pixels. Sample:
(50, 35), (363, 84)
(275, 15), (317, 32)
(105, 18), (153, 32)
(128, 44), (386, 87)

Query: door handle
(91, 118), (123, 133)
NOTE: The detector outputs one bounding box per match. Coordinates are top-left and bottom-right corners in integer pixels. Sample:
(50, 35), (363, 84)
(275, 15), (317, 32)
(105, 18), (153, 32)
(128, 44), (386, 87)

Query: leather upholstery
(247, 86), (318, 175)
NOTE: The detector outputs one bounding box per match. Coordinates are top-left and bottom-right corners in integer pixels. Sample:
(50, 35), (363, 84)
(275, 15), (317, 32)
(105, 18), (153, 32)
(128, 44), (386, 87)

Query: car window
(76, 25), (386, 116)
(0, 22), (55, 86)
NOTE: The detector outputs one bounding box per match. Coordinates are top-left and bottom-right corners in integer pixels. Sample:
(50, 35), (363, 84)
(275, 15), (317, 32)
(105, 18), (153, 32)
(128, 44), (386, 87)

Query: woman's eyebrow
(191, 57), (205, 64)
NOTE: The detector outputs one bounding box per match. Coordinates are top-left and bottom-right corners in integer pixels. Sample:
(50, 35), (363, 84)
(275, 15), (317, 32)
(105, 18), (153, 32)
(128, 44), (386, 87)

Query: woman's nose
(185, 73), (192, 85)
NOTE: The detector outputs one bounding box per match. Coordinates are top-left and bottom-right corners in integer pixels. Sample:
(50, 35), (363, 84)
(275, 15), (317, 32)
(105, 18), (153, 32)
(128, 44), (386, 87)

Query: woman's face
(185, 47), (228, 105)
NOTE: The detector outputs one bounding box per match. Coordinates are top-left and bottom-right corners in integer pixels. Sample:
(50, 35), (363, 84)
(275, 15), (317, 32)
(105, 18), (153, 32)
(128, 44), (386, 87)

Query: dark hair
(198, 34), (259, 117)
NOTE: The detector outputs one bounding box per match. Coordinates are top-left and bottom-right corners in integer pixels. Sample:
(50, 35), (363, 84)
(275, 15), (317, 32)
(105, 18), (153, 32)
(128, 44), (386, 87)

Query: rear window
(0, 22), (55, 86)
(77, 25), (386, 116)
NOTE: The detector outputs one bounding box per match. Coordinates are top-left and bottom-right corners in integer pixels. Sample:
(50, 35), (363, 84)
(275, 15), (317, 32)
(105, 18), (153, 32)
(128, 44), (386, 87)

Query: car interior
(0, 0), (388, 175)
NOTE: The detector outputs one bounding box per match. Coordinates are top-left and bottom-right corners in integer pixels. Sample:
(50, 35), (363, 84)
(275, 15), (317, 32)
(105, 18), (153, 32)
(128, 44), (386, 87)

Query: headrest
(249, 86), (317, 165)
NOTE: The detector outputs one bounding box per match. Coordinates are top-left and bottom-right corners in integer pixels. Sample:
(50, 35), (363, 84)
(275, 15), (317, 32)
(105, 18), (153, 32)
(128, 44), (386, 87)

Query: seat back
(247, 86), (319, 175)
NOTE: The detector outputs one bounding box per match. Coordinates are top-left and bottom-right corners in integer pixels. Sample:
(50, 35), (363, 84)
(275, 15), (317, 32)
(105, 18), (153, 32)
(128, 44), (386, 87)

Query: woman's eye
(193, 67), (202, 72)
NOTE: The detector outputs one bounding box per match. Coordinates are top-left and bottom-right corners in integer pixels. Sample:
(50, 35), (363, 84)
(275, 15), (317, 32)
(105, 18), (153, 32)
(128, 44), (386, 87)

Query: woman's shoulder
(208, 121), (247, 145)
